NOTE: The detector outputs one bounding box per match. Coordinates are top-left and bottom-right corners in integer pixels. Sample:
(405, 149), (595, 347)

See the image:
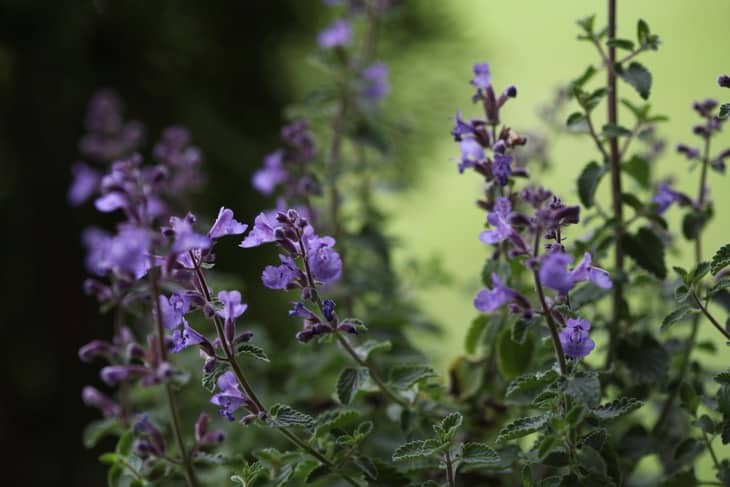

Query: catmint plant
(74, 1), (730, 486)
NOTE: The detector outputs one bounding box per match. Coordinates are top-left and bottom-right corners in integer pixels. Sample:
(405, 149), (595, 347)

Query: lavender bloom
(68, 162), (101, 206)
(171, 319), (207, 353)
(78, 340), (116, 362)
(157, 293), (189, 329)
(79, 89), (144, 161)
(167, 214), (212, 255)
(306, 236), (343, 283)
(281, 120), (316, 162)
(492, 153), (513, 186)
(252, 150), (288, 196)
(471, 62), (492, 90)
(100, 365), (147, 386)
(571, 253), (613, 289)
(95, 191), (127, 213)
(539, 251), (576, 294)
(81, 386), (120, 418)
(361, 62), (390, 101)
(82, 227), (112, 277)
(104, 225), (151, 279)
(559, 318), (595, 359)
(317, 19), (352, 48)
(217, 290), (248, 321)
(262, 255), (300, 289)
(719, 74), (730, 88)
(457, 138), (485, 173)
(652, 183), (688, 214)
(474, 273), (518, 312)
(451, 112), (475, 142)
(208, 207), (248, 240)
(239, 211), (278, 248)
(676, 143), (700, 160)
(195, 412), (225, 446)
(210, 371), (248, 421)
(480, 197), (513, 244)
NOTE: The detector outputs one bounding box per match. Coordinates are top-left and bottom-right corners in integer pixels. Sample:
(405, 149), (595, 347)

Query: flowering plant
(73, 1), (730, 486)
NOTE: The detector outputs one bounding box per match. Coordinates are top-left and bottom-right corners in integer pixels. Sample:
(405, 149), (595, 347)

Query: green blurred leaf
(336, 367), (370, 405)
(563, 371), (601, 408)
(660, 305), (695, 332)
(591, 397), (644, 421)
(617, 62), (652, 100)
(602, 123), (632, 138)
(578, 161), (605, 208)
(497, 415), (548, 442)
(711, 244), (730, 275)
(620, 227), (667, 279)
(459, 442), (500, 465)
(434, 412), (462, 441)
(465, 315), (489, 354)
(623, 155), (650, 189)
(235, 343), (270, 362)
(566, 112), (589, 133)
(497, 326), (534, 379)
(354, 340), (392, 362)
(83, 418), (122, 449)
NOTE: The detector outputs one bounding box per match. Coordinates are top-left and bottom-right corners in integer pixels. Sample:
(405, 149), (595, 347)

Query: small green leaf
(693, 415), (715, 435)
(465, 315), (489, 354)
(563, 372), (601, 408)
(512, 316), (539, 344)
(607, 38), (634, 50)
(715, 370), (730, 384)
(459, 442), (500, 465)
(591, 397), (644, 420)
(571, 65), (597, 89)
(617, 62), (652, 100)
(235, 343), (270, 362)
(202, 361), (229, 393)
(660, 305), (695, 332)
(336, 367), (370, 405)
(434, 412), (462, 441)
(389, 364), (437, 389)
(623, 156), (650, 189)
(711, 244), (730, 275)
(566, 112), (589, 133)
(637, 19), (650, 46)
(718, 386), (730, 415)
(602, 123), (632, 138)
(98, 452), (119, 465)
(313, 409), (360, 438)
(392, 439), (445, 461)
(116, 430), (134, 456)
(617, 332), (669, 383)
(679, 381), (700, 416)
(688, 262), (711, 284)
(620, 227), (667, 279)
(682, 211), (707, 241)
(354, 340), (391, 361)
(720, 103), (730, 120)
(268, 404), (314, 429)
(496, 416), (548, 442)
(497, 326), (534, 379)
(578, 161), (605, 208)
(506, 370), (559, 404)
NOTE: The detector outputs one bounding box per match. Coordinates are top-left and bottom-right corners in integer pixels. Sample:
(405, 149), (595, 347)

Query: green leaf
(607, 38), (634, 50)
(83, 418), (122, 449)
(577, 445), (607, 477)
(563, 371), (601, 408)
(459, 442), (500, 465)
(497, 326), (534, 380)
(637, 19), (650, 46)
(235, 343), (270, 362)
(617, 332), (669, 383)
(602, 123), (632, 138)
(496, 416), (548, 442)
(116, 430), (134, 456)
(617, 62), (652, 100)
(591, 397), (644, 420)
(465, 315), (489, 354)
(434, 412), (462, 441)
(392, 439), (445, 461)
(682, 211), (707, 240)
(571, 65), (597, 89)
(566, 112), (589, 133)
(98, 452), (119, 465)
(718, 385), (730, 415)
(512, 316), (539, 344)
(711, 244), (730, 275)
(578, 161), (605, 208)
(688, 262), (711, 283)
(623, 155), (650, 189)
(202, 360), (229, 393)
(720, 103), (730, 120)
(336, 367), (370, 405)
(304, 465), (331, 484)
(505, 370), (559, 404)
(621, 227), (667, 279)
(389, 364), (437, 389)
(354, 340), (391, 362)
(679, 381), (700, 416)
(708, 278), (730, 297)
(231, 461), (265, 487)
(660, 305), (695, 332)
(693, 414), (715, 435)
(313, 409), (360, 438)
(268, 404), (313, 429)
(715, 370), (730, 384)
(352, 456), (378, 481)
(107, 463), (123, 487)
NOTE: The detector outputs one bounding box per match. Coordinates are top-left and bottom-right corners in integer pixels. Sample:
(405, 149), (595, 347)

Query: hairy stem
(150, 274), (198, 487)
(445, 451), (456, 487)
(692, 291), (730, 341)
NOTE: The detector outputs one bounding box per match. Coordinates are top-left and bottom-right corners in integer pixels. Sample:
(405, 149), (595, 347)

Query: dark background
(0, 0), (317, 483)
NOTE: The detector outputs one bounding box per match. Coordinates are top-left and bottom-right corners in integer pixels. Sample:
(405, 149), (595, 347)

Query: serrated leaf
(434, 412), (462, 441)
(231, 460), (265, 487)
(313, 409), (360, 437)
(389, 364), (437, 389)
(617, 62), (652, 100)
(715, 370), (730, 384)
(578, 161), (604, 208)
(202, 360), (229, 393)
(268, 404), (313, 429)
(506, 370), (559, 404)
(353, 456), (378, 480)
(392, 439), (445, 461)
(459, 442), (500, 465)
(336, 367), (370, 405)
(512, 315), (539, 344)
(719, 103), (730, 120)
(621, 227), (667, 279)
(711, 244), (730, 275)
(563, 372), (601, 408)
(591, 397), (644, 420)
(708, 278), (730, 297)
(235, 343), (270, 362)
(660, 305), (695, 332)
(496, 416), (548, 442)
(354, 340), (391, 362)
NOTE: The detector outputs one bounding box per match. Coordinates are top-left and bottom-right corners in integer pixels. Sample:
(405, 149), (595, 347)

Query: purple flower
(474, 273), (517, 312)
(95, 192), (127, 213)
(652, 183), (688, 214)
(210, 371), (248, 421)
(471, 62), (492, 90)
(195, 412), (225, 446)
(571, 253), (612, 289)
(457, 138), (485, 173)
(451, 111), (474, 142)
(719, 74), (730, 88)
(81, 386), (120, 418)
(157, 293), (189, 329)
(262, 255), (300, 290)
(306, 236), (342, 283)
(171, 319), (207, 353)
(167, 214), (212, 255)
(68, 162), (101, 206)
(78, 340), (116, 362)
(208, 207), (248, 240)
(559, 318), (595, 359)
(100, 364), (147, 386)
(361, 62), (390, 101)
(480, 197), (513, 244)
(281, 120), (315, 161)
(539, 252), (576, 294)
(105, 225), (151, 279)
(676, 143), (700, 160)
(252, 150), (288, 196)
(217, 290), (248, 321)
(239, 211), (278, 248)
(492, 153), (513, 186)
(317, 19), (352, 48)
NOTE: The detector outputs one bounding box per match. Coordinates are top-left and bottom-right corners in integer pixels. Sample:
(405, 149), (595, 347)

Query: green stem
(445, 451), (456, 487)
(692, 291), (730, 341)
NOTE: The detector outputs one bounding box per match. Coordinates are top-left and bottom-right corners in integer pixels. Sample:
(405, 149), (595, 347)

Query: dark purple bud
(554, 205), (581, 225)
(296, 329), (315, 343)
(719, 74), (730, 88)
(134, 439), (154, 458)
(126, 342), (145, 360)
(100, 365), (144, 386)
(337, 321), (358, 334)
(693, 98), (718, 117)
(240, 414), (257, 426)
(79, 340), (115, 362)
(83, 278), (112, 302)
(322, 299), (336, 322)
(204, 302), (216, 319)
(195, 412), (210, 442)
(82, 386), (120, 418)
(693, 125), (711, 138)
(203, 356), (217, 374)
(234, 330), (254, 344)
(676, 143), (700, 160)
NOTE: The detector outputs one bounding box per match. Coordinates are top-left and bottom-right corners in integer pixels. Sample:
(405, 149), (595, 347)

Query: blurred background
(1, 0), (728, 484)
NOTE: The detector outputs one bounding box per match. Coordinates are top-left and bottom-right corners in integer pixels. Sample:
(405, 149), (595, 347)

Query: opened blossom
(480, 197), (513, 244)
(539, 251), (612, 294)
(210, 371), (249, 421)
(252, 150), (288, 196)
(559, 318), (595, 359)
(317, 19), (352, 48)
(474, 273), (529, 313)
